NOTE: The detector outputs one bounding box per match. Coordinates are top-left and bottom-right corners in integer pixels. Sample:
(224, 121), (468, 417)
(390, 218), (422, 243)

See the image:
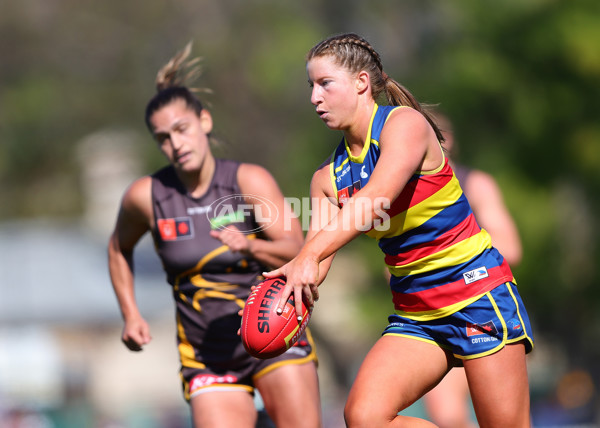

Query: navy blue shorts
(383, 282), (534, 360)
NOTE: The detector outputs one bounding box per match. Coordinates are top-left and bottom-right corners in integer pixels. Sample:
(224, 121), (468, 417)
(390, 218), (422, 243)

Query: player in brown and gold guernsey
(107, 43), (321, 428)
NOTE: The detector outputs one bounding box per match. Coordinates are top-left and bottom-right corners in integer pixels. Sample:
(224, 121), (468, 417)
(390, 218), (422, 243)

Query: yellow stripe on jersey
(387, 229), (493, 277)
(367, 173), (463, 241)
(333, 156), (350, 174)
(330, 147), (345, 196)
(190, 288), (246, 313)
(345, 105), (379, 163)
(177, 235), (257, 279)
(177, 312), (206, 369)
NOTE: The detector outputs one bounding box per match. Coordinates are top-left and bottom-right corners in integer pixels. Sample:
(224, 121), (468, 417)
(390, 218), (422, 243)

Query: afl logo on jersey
(208, 193), (279, 234)
(157, 217), (194, 241)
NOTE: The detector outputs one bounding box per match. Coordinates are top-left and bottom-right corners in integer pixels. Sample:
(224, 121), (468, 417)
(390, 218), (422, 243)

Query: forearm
(306, 195), (381, 262)
(108, 241), (142, 321)
(487, 225), (522, 267)
(245, 236), (303, 269)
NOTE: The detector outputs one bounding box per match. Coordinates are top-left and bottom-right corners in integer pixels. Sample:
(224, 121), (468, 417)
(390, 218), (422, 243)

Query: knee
(344, 397), (383, 428)
(344, 402), (365, 428)
(344, 394), (362, 427)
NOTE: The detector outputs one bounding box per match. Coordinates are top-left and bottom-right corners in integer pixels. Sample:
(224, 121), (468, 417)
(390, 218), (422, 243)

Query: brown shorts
(180, 329), (317, 401)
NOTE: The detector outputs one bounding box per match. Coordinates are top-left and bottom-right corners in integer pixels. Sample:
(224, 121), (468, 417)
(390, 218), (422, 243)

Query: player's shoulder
(119, 175), (153, 221)
(237, 162), (278, 184)
(238, 162), (272, 178)
(382, 107), (438, 153)
(385, 106), (430, 131)
(310, 157), (335, 198)
(467, 169), (501, 194)
(237, 162), (282, 196)
(313, 152), (333, 181)
(124, 175), (152, 200)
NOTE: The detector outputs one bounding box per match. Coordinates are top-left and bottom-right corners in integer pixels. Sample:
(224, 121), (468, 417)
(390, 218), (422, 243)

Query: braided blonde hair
(307, 33), (443, 142)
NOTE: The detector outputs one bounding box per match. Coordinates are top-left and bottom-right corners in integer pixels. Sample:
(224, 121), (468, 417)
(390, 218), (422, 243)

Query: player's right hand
(121, 317), (152, 351)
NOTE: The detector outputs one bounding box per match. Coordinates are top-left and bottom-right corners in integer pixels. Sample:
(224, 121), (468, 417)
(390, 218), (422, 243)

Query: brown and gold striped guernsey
(150, 158), (266, 365)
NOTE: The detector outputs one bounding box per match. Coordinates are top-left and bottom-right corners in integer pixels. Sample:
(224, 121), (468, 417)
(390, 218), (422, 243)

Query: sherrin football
(241, 276), (311, 359)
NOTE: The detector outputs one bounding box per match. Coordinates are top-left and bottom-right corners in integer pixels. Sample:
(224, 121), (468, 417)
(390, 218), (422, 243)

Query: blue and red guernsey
(329, 105), (514, 321)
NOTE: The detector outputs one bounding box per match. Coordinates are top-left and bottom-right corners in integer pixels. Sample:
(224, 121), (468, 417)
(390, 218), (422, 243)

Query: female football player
(267, 33), (534, 427)
(108, 43), (321, 428)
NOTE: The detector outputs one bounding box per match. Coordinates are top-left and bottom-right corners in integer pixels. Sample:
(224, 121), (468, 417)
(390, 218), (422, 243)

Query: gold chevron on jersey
(366, 172), (464, 240)
(387, 231), (492, 277)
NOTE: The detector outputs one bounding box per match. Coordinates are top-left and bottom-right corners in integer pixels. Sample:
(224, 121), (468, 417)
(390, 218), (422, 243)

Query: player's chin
(176, 163), (196, 173)
(320, 117), (334, 128)
(323, 119), (343, 131)
(174, 158), (199, 172)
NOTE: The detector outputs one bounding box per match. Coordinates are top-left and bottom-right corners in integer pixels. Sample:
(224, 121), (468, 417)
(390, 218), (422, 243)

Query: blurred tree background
(1, 0), (599, 424)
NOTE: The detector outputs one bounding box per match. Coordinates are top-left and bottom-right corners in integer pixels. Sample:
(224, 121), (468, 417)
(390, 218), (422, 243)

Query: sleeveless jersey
(328, 105), (514, 321)
(151, 158), (266, 366)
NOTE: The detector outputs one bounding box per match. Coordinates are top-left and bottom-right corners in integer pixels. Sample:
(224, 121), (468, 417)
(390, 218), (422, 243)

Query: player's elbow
(504, 247), (522, 268)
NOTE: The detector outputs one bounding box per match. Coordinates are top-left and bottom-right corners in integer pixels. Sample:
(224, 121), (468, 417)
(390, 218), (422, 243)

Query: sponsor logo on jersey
(360, 165), (368, 179)
(157, 217), (193, 241)
(466, 320), (499, 337)
(463, 266), (489, 284)
(187, 205), (212, 215)
(338, 187), (351, 207)
(337, 180), (362, 207)
(336, 165), (351, 183)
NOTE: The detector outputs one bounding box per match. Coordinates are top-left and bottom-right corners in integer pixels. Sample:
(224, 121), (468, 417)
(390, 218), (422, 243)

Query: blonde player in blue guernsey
(266, 33), (534, 427)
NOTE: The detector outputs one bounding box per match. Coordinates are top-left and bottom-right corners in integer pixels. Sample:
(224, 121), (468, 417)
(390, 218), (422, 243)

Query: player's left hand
(210, 225), (251, 253)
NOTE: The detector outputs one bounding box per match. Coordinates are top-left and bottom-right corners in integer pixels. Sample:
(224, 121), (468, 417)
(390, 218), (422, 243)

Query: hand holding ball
(241, 277), (311, 359)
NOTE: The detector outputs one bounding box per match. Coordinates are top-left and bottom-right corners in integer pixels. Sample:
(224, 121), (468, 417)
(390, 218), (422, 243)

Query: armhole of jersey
(328, 147), (339, 202)
(382, 105), (409, 123)
(417, 141), (446, 176)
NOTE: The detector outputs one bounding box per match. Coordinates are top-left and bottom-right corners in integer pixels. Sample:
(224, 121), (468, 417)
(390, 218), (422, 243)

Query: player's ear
(199, 109), (213, 134)
(356, 70), (370, 94)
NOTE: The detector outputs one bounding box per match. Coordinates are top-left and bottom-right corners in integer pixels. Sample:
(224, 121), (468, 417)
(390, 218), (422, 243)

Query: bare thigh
(464, 342), (531, 428)
(255, 361), (321, 428)
(190, 390), (256, 428)
(345, 335), (451, 427)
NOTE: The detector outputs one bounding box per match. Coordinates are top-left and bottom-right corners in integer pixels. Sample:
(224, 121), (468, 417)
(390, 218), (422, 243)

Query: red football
(241, 276), (311, 359)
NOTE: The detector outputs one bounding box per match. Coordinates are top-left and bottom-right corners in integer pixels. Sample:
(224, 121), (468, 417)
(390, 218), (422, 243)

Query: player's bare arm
(108, 176), (153, 351)
(465, 169), (522, 266)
